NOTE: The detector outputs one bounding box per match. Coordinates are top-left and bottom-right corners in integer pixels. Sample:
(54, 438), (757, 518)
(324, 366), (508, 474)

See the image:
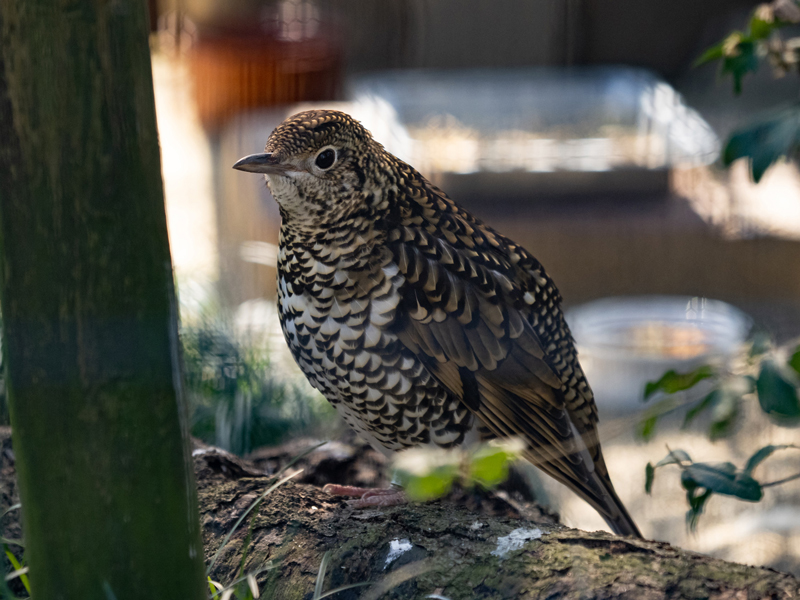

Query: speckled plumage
(234, 110), (642, 538)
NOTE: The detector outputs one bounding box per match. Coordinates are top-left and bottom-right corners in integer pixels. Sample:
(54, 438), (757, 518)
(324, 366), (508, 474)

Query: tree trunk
(193, 446), (800, 600)
(0, 2), (206, 599)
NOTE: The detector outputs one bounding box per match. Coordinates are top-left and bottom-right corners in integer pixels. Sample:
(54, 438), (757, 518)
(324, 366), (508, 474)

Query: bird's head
(233, 110), (388, 227)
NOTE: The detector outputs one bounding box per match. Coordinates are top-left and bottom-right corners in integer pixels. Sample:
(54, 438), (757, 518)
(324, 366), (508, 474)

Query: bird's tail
(591, 474), (642, 538)
(524, 449), (643, 539)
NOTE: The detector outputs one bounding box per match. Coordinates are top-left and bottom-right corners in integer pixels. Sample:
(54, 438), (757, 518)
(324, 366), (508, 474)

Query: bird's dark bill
(232, 153), (287, 174)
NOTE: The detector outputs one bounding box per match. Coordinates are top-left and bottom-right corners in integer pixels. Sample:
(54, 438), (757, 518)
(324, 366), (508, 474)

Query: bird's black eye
(315, 148), (336, 170)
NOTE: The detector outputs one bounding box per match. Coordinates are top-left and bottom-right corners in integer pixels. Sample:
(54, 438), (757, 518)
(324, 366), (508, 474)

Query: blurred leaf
(247, 573), (260, 599)
(756, 359), (800, 423)
(749, 332), (772, 357)
(644, 365), (714, 400)
(637, 415), (659, 441)
(709, 386), (741, 440)
(693, 41), (725, 67)
(469, 445), (518, 488)
(399, 466), (457, 502)
(656, 449), (692, 468)
(789, 345), (800, 376)
(744, 444), (799, 475)
(208, 577), (223, 595)
(724, 103), (800, 182)
(645, 463), (655, 494)
(636, 396), (683, 441)
(685, 487), (714, 531)
(313, 551), (331, 600)
(721, 39), (760, 94)
(683, 391), (718, 427)
(3, 544), (30, 594)
(750, 13), (775, 39)
(682, 462), (763, 501)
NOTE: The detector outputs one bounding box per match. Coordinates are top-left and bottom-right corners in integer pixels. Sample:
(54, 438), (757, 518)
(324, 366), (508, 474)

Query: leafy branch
(695, 0), (800, 181)
(641, 339), (800, 528)
(392, 439), (526, 502)
(646, 445), (800, 530)
(639, 338), (800, 441)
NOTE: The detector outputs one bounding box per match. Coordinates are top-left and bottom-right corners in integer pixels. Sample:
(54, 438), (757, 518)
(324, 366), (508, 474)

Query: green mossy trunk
(0, 2), (206, 599)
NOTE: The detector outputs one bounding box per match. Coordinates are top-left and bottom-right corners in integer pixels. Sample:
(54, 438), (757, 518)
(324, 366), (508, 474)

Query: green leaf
(313, 551), (331, 600)
(749, 332), (772, 357)
(656, 449), (692, 468)
(749, 14), (775, 39)
(637, 415), (659, 441)
(744, 444), (799, 475)
(789, 345), (800, 376)
(709, 386), (740, 440)
(645, 463), (655, 494)
(721, 39), (760, 94)
(693, 42), (725, 67)
(724, 103), (800, 182)
(683, 390), (718, 427)
(208, 577), (222, 596)
(682, 462), (763, 501)
(4, 545), (30, 594)
(756, 359), (800, 423)
(685, 487), (714, 531)
(469, 446), (513, 488)
(398, 466), (458, 502)
(644, 365), (714, 400)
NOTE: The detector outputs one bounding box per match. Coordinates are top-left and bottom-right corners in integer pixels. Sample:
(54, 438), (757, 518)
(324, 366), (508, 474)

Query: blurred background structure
(148, 0), (800, 577)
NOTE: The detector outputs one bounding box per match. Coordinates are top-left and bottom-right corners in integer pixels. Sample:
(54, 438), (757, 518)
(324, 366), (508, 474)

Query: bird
(233, 109), (642, 538)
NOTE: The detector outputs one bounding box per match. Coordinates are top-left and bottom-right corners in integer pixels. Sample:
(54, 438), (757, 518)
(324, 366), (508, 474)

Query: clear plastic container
(565, 296), (751, 414)
(350, 67), (720, 176)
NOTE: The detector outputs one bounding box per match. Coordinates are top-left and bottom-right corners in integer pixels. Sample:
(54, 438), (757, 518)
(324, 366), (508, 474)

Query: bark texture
(2, 430), (799, 599)
(194, 443), (800, 600)
(0, 2), (206, 598)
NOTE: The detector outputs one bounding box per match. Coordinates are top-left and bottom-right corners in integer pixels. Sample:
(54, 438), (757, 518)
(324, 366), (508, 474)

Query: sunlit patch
(491, 527), (543, 558)
(384, 538), (413, 568)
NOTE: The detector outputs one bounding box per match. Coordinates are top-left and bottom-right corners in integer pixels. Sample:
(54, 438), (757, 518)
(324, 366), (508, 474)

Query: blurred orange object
(189, 25), (341, 130)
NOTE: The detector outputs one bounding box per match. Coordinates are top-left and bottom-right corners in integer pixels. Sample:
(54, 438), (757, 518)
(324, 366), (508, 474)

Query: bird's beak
(232, 153), (288, 174)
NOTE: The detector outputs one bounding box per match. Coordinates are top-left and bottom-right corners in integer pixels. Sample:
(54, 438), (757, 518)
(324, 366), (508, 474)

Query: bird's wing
(385, 171), (616, 510)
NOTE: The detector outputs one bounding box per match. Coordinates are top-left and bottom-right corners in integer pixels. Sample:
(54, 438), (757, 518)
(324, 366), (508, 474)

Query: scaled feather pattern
(234, 110), (642, 538)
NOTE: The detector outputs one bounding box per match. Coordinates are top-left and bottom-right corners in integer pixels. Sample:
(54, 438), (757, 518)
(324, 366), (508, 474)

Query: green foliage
(682, 463), (762, 502)
(643, 365), (713, 400)
(643, 338), (800, 528)
(789, 345), (800, 375)
(2, 544), (28, 598)
(645, 445), (799, 530)
(695, 1), (800, 180)
(637, 365), (717, 441)
(682, 376), (754, 440)
(401, 465), (458, 502)
(695, 34), (760, 94)
(469, 443), (518, 488)
(756, 358), (800, 423)
(392, 440), (525, 502)
(1, 504), (25, 600)
(724, 104), (800, 182)
(182, 317), (333, 455)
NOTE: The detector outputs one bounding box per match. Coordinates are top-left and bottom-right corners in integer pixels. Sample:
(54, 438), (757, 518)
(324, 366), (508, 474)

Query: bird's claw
(323, 484), (407, 508)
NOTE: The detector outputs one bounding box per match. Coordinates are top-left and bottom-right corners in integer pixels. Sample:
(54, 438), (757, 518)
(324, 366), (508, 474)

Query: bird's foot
(322, 484), (407, 508)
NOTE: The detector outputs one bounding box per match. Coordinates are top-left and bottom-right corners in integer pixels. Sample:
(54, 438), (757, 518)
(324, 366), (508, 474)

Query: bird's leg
(323, 472), (408, 508)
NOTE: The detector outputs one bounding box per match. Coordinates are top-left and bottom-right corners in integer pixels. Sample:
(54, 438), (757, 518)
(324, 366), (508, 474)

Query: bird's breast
(276, 244), (475, 454)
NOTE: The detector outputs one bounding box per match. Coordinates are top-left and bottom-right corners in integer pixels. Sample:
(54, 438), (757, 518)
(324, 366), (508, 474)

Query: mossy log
(3, 431), (799, 599)
(195, 448), (800, 600)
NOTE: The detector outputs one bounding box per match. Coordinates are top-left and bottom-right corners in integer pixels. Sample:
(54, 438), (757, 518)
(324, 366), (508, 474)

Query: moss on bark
(194, 451), (800, 599)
